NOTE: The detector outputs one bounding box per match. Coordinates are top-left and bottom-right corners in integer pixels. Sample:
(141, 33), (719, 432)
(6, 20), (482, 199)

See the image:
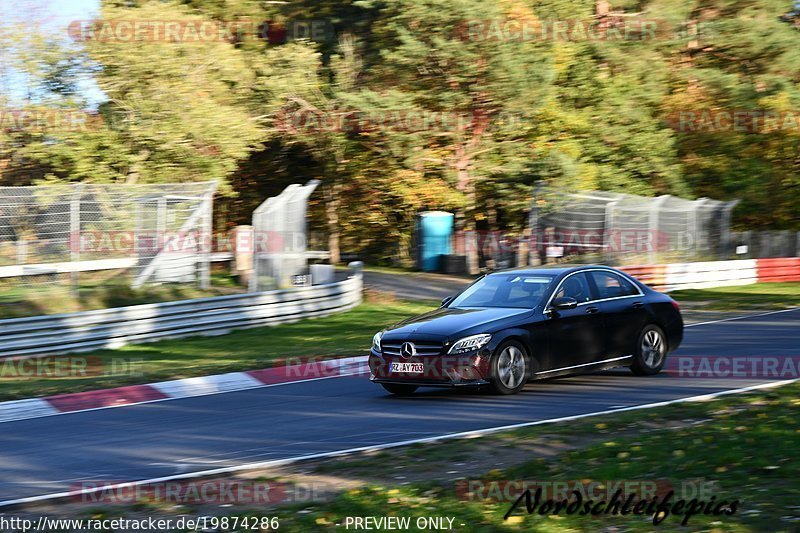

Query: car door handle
(632, 302), (644, 309)
(585, 306), (600, 314)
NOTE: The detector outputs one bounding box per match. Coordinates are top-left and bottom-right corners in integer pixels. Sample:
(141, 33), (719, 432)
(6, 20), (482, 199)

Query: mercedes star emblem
(400, 342), (416, 359)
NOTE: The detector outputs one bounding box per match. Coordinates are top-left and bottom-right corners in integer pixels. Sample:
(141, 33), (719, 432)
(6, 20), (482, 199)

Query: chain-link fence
(250, 180), (321, 291)
(0, 181), (216, 294)
(532, 189), (739, 265)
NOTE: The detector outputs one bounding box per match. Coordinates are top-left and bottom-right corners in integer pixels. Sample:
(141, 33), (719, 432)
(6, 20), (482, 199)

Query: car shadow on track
(372, 368), (664, 401)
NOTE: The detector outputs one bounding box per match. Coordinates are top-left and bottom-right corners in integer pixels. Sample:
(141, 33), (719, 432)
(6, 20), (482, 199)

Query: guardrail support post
(348, 261), (363, 278)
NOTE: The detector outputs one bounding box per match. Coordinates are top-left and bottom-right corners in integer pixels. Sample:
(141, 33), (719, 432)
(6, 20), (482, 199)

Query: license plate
(390, 362), (423, 373)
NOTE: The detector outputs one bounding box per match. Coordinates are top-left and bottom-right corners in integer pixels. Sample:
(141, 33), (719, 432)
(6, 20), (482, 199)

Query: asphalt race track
(0, 308), (798, 504)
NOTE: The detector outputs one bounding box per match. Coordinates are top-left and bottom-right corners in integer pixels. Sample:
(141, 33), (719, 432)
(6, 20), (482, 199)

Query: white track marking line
(1, 377), (795, 508)
(684, 306), (799, 327)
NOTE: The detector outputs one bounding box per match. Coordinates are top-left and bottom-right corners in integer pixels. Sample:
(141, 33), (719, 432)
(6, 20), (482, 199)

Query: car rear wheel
(381, 383), (418, 396)
(489, 341), (528, 395)
(630, 324), (667, 376)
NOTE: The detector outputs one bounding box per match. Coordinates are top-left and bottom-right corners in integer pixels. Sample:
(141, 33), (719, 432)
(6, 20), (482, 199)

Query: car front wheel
(489, 341), (528, 395)
(630, 324), (667, 376)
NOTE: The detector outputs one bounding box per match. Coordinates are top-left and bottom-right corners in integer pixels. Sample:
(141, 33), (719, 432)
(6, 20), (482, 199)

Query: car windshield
(449, 274), (555, 309)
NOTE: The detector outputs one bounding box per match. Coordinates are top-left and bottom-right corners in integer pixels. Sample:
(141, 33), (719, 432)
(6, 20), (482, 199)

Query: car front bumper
(368, 348), (492, 387)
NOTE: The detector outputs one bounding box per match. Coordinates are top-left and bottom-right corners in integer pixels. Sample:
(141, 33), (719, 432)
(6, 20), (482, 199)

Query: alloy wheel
(497, 345), (525, 389)
(641, 329), (665, 368)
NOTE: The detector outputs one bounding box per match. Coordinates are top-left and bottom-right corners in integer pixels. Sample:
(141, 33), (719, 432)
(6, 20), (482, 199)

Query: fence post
(603, 198), (619, 263)
(720, 200), (739, 259)
(249, 219), (260, 294)
(16, 240), (27, 265)
(649, 195), (670, 264)
(692, 197), (711, 259)
(198, 189), (213, 289)
(70, 184), (83, 294)
(759, 232), (772, 258)
(743, 230), (753, 258)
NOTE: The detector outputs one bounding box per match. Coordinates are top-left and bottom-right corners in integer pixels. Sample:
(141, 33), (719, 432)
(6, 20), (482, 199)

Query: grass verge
(670, 282), (800, 311)
(0, 269), (245, 319)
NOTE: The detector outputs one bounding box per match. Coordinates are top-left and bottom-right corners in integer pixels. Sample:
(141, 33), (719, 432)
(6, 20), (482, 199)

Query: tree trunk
(455, 146), (479, 275)
(397, 212), (412, 267)
(324, 182), (342, 264)
(517, 224), (530, 267)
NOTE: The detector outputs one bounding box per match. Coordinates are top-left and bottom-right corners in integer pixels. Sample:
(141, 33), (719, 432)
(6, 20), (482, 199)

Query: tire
(381, 383), (418, 396)
(488, 340), (528, 395)
(630, 324), (668, 376)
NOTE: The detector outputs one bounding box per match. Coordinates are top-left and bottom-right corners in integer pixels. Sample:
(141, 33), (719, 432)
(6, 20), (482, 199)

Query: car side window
(554, 273), (592, 303)
(590, 271), (639, 299)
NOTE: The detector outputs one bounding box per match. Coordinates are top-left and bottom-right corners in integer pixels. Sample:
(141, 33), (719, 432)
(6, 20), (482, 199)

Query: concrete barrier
(622, 257), (799, 291)
(756, 257), (800, 282)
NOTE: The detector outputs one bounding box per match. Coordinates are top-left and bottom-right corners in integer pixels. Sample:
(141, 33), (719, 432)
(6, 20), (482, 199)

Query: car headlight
(372, 331), (384, 351)
(448, 334), (492, 354)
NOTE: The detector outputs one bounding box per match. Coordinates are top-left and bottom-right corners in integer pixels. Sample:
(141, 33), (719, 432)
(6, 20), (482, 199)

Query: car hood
(384, 306), (533, 340)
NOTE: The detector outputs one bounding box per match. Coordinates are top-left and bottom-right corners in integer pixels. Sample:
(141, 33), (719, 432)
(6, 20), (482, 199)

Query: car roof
(486, 265), (616, 277)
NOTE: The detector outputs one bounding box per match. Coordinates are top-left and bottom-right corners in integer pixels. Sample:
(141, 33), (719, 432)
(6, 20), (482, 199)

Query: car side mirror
(441, 296), (454, 307)
(551, 296), (578, 310)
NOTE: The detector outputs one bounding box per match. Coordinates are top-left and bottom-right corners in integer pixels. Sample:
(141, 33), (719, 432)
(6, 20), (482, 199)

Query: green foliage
(1, 0), (798, 260)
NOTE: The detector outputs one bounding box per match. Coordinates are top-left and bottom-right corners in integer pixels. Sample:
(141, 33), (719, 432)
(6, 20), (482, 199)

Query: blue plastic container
(417, 211), (454, 272)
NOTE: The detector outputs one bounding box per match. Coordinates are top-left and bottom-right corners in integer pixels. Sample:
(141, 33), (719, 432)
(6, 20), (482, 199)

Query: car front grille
(381, 340), (444, 357)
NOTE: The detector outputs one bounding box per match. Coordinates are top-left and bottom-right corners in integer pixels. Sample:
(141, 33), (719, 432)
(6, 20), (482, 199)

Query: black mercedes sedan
(369, 265), (683, 395)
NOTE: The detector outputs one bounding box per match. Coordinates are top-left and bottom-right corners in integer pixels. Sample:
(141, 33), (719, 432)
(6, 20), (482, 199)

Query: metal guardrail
(0, 268), (363, 358)
(0, 258), (137, 279)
